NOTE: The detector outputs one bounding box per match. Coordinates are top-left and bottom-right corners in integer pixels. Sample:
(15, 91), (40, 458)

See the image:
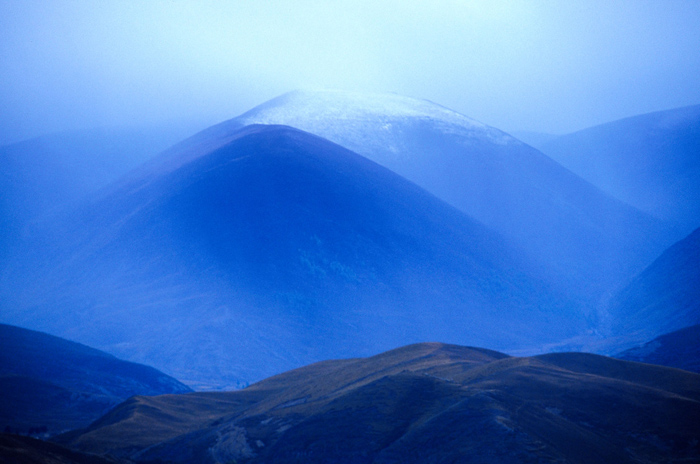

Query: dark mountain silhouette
(230, 90), (671, 301)
(0, 324), (191, 436)
(540, 104), (700, 235)
(1, 125), (581, 389)
(0, 434), (117, 464)
(603, 227), (700, 344)
(58, 342), (700, 464)
(616, 324), (700, 373)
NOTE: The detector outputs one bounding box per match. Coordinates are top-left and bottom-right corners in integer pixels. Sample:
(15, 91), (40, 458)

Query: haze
(1, 0), (699, 145)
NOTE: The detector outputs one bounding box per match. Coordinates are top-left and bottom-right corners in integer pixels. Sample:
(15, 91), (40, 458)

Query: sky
(1, 0), (700, 145)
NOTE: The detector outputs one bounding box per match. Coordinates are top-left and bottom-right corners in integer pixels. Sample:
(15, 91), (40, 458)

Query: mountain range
(538, 104), (700, 236)
(0, 91), (696, 389)
(231, 90), (672, 300)
(1, 90), (699, 463)
(1, 124), (582, 388)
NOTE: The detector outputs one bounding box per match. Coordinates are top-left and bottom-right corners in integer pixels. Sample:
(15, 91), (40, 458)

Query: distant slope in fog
(0, 324), (191, 435)
(1, 125), (581, 388)
(0, 125), (196, 261)
(230, 90), (671, 300)
(603, 227), (700, 342)
(540, 104), (700, 235)
(616, 325), (700, 373)
(59, 343), (700, 464)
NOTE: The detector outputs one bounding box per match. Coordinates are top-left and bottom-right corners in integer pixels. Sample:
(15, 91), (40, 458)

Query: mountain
(58, 342), (700, 464)
(0, 125), (196, 262)
(1, 125), (581, 389)
(602, 227), (700, 343)
(539, 104), (700, 235)
(0, 434), (117, 464)
(616, 325), (700, 373)
(0, 324), (191, 436)
(229, 90), (671, 300)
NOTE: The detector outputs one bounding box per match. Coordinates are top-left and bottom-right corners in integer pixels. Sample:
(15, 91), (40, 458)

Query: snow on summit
(236, 89), (518, 147)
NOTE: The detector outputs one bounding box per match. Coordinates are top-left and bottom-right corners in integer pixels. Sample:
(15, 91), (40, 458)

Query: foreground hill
(1, 125), (580, 388)
(59, 342), (700, 464)
(603, 227), (700, 344)
(616, 325), (700, 374)
(0, 324), (191, 435)
(230, 90), (670, 300)
(0, 434), (117, 464)
(540, 104), (700, 235)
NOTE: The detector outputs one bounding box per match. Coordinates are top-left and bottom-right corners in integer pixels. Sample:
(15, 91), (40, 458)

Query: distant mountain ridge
(0, 125), (197, 263)
(229, 90), (671, 301)
(540, 104), (700, 235)
(1, 124), (582, 388)
(0, 323), (191, 436)
(58, 342), (700, 464)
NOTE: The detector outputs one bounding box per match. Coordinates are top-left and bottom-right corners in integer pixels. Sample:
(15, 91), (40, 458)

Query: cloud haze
(1, 0), (699, 144)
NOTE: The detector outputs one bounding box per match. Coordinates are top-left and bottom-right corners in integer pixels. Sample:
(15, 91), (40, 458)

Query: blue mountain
(539, 104), (700, 235)
(1, 125), (582, 388)
(603, 226), (700, 345)
(0, 126), (195, 261)
(228, 90), (671, 302)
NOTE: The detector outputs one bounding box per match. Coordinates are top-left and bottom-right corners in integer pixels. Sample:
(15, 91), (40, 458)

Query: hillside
(0, 126), (193, 262)
(229, 90), (671, 300)
(59, 342), (700, 464)
(0, 324), (191, 435)
(0, 434), (118, 464)
(540, 104), (700, 235)
(603, 227), (700, 342)
(1, 125), (580, 389)
(616, 325), (700, 373)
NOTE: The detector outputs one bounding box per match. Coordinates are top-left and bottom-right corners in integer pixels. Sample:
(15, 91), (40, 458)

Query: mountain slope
(603, 227), (700, 342)
(540, 104), (700, 234)
(0, 126), (195, 262)
(59, 343), (700, 464)
(616, 324), (700, 373)
(229, 90), (671, 299)
(1, 125), (581, 388)
(0, 324), (191, 435)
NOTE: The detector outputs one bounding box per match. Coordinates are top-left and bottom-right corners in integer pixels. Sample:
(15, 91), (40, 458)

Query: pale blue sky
(1, 0), (699, 144)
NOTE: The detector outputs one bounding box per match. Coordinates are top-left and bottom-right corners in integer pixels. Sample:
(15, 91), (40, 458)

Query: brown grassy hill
(59, 343), (700, 464)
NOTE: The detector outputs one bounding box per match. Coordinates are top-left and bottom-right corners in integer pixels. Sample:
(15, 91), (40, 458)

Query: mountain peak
(237, 89), (518, 146)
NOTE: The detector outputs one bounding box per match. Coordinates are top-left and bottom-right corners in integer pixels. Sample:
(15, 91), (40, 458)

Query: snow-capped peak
(236, 89), (518, 146)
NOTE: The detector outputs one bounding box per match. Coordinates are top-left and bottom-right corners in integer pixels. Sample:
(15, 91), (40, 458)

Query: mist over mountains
(2, 123), (583, 388)
(538, 104), (700, 236)
(233, 91), (672, 300)
(1, 88), (699, 462)
(1, 91), (697, 390)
